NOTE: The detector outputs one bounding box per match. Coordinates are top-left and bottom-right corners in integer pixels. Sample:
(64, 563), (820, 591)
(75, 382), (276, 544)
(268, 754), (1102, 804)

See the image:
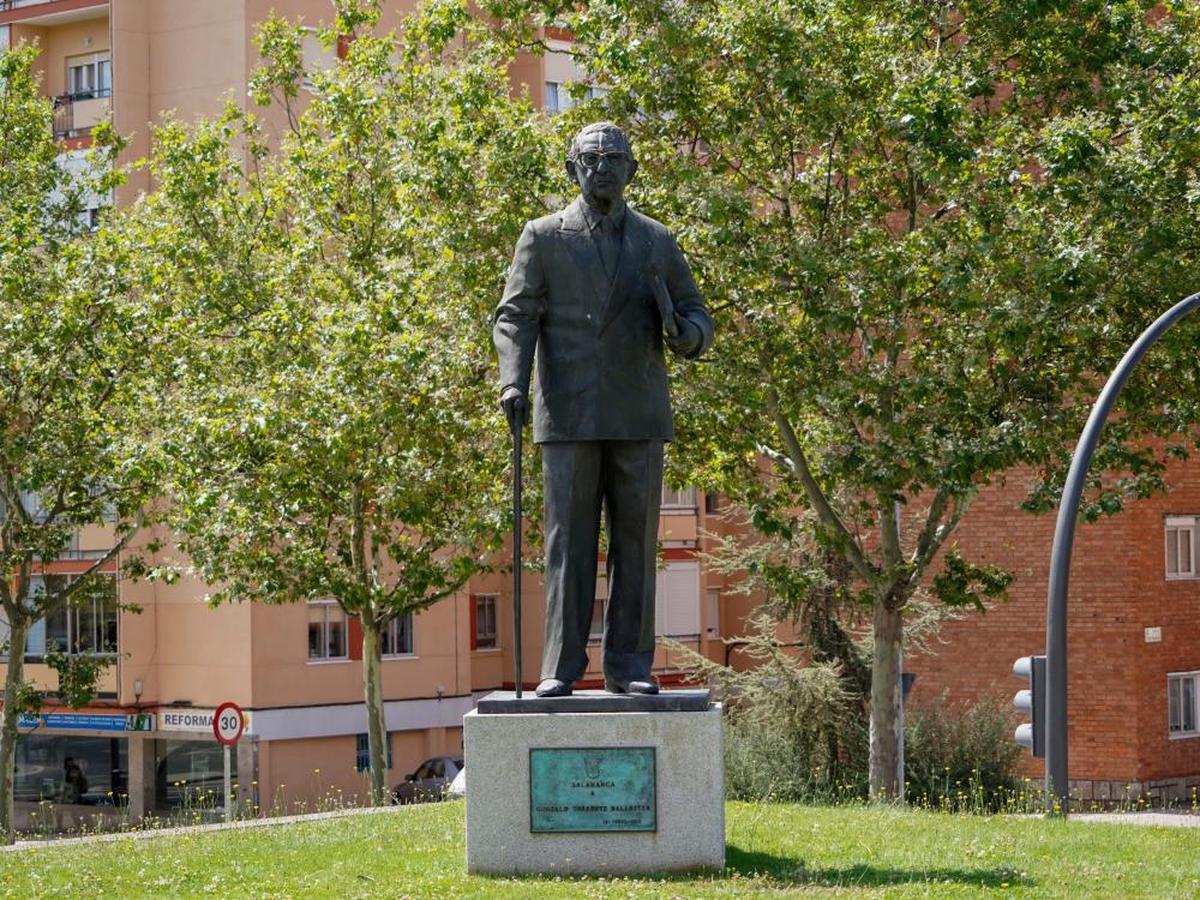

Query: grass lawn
(1, 801), (1197, 898)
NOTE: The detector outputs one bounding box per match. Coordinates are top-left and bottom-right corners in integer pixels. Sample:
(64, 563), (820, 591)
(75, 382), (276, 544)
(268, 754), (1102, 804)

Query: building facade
(0, 2), (748, 835)
(909, 456), (1200, 805)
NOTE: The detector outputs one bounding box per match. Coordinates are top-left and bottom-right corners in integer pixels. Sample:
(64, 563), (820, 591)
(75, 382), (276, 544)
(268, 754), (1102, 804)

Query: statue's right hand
(500, 387), (527, 430)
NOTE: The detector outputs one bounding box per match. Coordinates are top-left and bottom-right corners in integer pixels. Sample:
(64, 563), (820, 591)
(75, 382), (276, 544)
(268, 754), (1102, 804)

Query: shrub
(721, 685), (1022, 812)
(723, 713), (867, 804)
(903, 691), (1023, 812)
(668, 612), (869, 802)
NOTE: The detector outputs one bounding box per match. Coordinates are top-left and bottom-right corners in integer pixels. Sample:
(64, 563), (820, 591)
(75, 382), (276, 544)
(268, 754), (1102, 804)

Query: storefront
(13, 711), (150, 832)
(15, 732), (128, 805)
(10, 698), (467, 833)
(11, 707), (256, 832)
(153, 707), (254, 815)
(155, 739), (228, 812)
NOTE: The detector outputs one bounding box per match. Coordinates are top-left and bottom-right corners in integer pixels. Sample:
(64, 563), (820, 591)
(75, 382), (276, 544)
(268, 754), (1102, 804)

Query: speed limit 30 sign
(213, 701), (245, 746)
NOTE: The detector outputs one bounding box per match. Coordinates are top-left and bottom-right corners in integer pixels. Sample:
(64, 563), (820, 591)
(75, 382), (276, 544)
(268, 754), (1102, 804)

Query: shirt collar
(581, 198), (627, 232)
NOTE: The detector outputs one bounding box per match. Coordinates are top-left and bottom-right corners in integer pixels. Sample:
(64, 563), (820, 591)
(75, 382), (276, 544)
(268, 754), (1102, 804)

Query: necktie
(597, 218), (620, 281)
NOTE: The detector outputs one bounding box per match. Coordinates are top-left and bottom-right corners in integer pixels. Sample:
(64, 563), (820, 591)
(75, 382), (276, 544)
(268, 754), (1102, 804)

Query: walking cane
(509, 400), (524, 698)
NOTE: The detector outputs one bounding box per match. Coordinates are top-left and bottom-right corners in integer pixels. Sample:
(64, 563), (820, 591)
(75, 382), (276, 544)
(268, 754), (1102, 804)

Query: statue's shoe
(535, 678), (574, 697)
(604, 678), (660, 695)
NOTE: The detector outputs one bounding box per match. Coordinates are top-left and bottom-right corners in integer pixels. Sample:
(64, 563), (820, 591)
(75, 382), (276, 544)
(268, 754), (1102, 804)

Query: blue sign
(17, 712), (145, 732)
(529, 747), (656, 833)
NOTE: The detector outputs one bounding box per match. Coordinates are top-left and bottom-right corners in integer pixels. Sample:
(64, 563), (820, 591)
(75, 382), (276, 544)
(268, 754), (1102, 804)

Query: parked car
(393, 755), (463, 804)
(446, 765), (465, 800)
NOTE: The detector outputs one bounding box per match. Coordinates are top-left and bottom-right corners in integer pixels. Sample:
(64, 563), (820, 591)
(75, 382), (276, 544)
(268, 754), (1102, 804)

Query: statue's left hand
(665, 316), (702, 357)
(652, 274), (680, 339)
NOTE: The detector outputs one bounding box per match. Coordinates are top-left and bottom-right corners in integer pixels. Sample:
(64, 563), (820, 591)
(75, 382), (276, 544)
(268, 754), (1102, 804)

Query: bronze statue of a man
(494, 122), (714, 697)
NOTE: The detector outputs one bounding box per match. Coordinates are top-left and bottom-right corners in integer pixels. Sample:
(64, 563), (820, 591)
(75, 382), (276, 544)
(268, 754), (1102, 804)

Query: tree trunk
(361, 616), (388, 807)
(0, 616), (30, 844)
(868, 601), (903, 802)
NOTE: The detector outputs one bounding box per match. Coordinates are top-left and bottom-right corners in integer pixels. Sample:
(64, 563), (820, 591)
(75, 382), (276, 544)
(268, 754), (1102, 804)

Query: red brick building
(910, 458), (1200, 805)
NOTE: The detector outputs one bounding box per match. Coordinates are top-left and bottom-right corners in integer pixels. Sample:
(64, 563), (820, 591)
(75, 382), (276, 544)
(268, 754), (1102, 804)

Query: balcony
(52, 89), (108, 140)
(0, 0), (108, 27)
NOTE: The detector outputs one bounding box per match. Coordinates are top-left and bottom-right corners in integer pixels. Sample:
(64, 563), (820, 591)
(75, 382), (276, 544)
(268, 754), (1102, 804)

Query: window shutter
(469, 595), (479, 650)
(348, 616), (363, 661)
(662, 562), (700, 637)
(654, 569), (666, 636)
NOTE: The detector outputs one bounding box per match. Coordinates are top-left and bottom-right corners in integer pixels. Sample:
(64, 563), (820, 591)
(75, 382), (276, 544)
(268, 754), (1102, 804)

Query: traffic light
(1012, 655), (1046, 758)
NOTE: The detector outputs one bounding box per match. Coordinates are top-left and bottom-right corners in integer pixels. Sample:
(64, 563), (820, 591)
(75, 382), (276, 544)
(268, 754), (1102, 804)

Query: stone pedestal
(464, 690), (724, 875)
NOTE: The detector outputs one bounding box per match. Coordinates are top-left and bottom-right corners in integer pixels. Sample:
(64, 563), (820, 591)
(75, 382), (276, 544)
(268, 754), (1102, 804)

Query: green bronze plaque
(529, 747), (656, 833)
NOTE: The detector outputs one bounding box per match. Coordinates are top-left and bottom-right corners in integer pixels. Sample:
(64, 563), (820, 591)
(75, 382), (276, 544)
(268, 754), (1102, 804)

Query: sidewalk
(1069, 811), (1200, 828)
(4, 802), (412, 852)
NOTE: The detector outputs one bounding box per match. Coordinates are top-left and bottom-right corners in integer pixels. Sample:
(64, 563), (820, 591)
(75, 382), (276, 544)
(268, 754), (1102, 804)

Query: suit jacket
(494, 198), (714, 444)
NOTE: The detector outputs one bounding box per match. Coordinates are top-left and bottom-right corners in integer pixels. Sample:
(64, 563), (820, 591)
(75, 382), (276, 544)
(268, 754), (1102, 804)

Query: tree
(490, 0), (1200, 798)
(0, 45), (163, 842)
(140, 1), (554, 805)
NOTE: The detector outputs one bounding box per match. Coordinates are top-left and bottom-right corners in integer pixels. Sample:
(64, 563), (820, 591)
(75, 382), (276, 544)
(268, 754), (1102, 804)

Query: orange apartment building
(0, 0), (746, 830)
(2, 0), (1198, 832)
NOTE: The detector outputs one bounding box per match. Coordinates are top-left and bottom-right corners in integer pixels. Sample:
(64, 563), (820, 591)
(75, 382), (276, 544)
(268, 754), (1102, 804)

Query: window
(46, 591), (118, 655)
(545, 81), (605, 114)
(5, 486), (115, 524)
(706, 589), (720, 637)
(307, 601), (347, 660)
(590, 570), (705, 639)
(301, 29), (337, 90)
(589, 597), (607, 641)
(704, 492), (721, 514)
(10, 574), (118, 659)
(16, 734), (126, 805)
(545, 81), (564, 114)
(1166, 517), (1197, 579)
(1169, 672), (1199, 738)
(473, 595), (497, 650)
(355, 733), (393, 772)
(661, 485), (698, 509)
(66, 52), (111, 101)
(156, 740), (224, 810)
(14, 489), (49, 523)
(655, 560), (700, 637)
(382, 612), (413, 657)
(416, 759), (441, 780)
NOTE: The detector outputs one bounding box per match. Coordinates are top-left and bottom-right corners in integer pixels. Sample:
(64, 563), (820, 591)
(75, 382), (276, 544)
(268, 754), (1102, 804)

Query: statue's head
(566, 121), (638, 211)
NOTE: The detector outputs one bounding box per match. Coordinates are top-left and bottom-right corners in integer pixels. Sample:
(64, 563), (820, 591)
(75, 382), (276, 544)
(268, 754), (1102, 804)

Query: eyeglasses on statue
(575, 150), (632, 169)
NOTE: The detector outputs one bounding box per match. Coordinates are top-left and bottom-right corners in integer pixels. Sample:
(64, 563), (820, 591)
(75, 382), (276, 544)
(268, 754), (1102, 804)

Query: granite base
(464, 694), (724, 875)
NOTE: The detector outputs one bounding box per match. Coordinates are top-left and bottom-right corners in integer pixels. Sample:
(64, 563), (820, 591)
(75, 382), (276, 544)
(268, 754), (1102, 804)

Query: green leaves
(143, 2), (555, 626)
(0, 45), (164, 602)
(931, 549), (1014, 613)
(125, 6), (554, 802)
(0, 42), (167, 840)
(44, 644), (111, 711)
(249, 16), (305, 106)
(523, 0), (1200, 614)
(493, 7), (1200, 793)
